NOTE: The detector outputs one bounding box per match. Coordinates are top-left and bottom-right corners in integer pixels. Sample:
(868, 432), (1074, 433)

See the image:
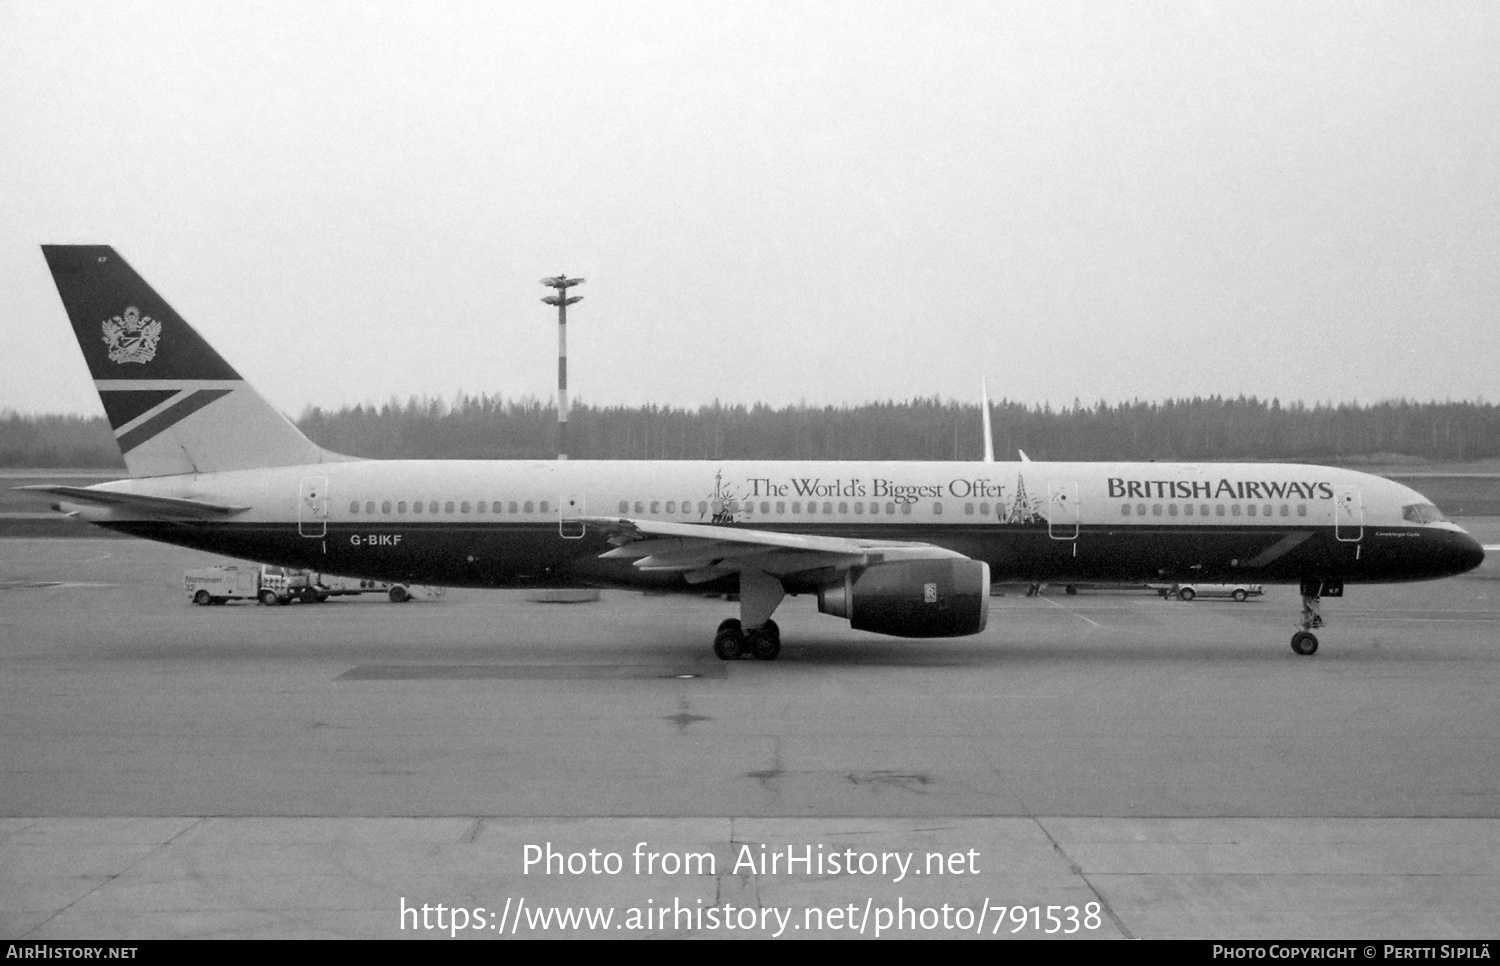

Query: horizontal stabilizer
(14, 485), (249, 518)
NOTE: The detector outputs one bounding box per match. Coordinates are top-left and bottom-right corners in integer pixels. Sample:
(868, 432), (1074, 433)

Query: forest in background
(3, 396), (1497, 468)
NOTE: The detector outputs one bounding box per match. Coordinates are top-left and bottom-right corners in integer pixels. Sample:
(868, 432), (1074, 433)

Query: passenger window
(1280, 505), (1289, 517)
(1122, 504), (1131, 516)
(886, 502), (895, 515)
(492, 502), (502, 513)
(524, 501), (534, 513)
(366, 501), (376, 514)
(1200, 504), (1210, 516)
(1184, 504), (1193, 516)
(508, 501), (519, 513)
(667, 501), (676, 514)
(1215, 505), (1225, 517)
(853, 502), (863, 515)
(823, 502), (833, 514)
(1137, 503), (1147, 516)
(792, 501), (801, 514)
(964, 503), (974, 515)
(651, 501), (660, 514)
(979, 501), (990, 516)
(901, 503), (911, 515)
(380, 501), (391, 514)
(477, 501), (486, 513)
(761, 501), (770, 514)
(349, 501), (360, 513)
(776, 501), (785, 514)
(1152, 504), (1162, 516)
(1231, 504), (1241, 517)
(698, 501), (708, 515)
(1247, 504), (1257, 517)
(444, 501), (455, 513)
(399, 501), (408, 513)
(839, 502), (849, 515)
(460, 501), (470, 513)
(1297, 505), (1307, 517)
(804, 501), (814, 515)
(1168, 504), (1178, 517)
(540, 501), (549, 513)
(430, 501), (440, 513)
(413, 501), (423, 514)
(1264, 505), (1272, 517)
(933, 502), (943, 515)
(634, 501), (644, 514)
(619, 501), (628, 514)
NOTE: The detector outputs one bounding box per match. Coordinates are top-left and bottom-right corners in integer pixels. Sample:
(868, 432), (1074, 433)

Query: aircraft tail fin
(41, 245), (347, 477)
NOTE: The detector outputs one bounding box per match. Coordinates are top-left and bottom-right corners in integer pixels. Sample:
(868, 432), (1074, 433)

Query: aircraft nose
(1433, 528), (1486, 578)
(1454, 531), (1486, 575)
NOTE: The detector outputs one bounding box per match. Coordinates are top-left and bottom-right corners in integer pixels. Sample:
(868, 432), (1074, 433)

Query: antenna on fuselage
(981, 377), (995, 464)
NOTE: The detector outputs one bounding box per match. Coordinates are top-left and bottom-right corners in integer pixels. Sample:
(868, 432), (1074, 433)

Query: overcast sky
(2, 1), (1497, 418)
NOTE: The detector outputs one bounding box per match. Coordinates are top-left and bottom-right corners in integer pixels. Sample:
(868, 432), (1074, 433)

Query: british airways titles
(741, 476), (1336, 504)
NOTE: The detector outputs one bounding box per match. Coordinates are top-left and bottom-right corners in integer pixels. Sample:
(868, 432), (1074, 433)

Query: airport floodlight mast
(540, 274), (584, 460)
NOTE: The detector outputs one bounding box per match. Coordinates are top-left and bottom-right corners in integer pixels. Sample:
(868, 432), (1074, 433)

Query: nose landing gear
(1291, 579), (1339, 655)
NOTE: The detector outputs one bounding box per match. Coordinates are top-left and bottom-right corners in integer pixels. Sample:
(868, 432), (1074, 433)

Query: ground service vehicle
(184, 565), (421, 605)
(1164, 583), (1265, 602)
(183, 565), (260, 605)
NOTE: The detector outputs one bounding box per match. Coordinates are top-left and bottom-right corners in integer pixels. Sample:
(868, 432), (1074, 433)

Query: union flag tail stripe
(116, 388), (233, 454)
(98, 389), (181, 430)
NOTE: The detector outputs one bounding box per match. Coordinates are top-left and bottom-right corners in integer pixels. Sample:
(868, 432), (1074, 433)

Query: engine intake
(817, 559), (990, 638)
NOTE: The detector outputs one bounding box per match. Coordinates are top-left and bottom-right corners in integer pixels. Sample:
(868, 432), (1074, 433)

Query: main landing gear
(1290, 579), (1338, 656)
(713, 618), (781, 660)
(712, 569), (786, 661)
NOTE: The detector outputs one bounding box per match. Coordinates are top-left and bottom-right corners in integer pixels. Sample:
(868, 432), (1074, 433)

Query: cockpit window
(1402, 503), (1447, 524)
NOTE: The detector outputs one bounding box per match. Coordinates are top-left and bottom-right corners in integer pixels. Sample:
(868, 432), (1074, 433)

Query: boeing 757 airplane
(23, 246), (1484, 659)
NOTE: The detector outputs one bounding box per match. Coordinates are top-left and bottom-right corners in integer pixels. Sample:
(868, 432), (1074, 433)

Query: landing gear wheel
(747, 619), (781, 661)
(388, 586), (410, 603)
(1232, 589), (1248, 602)
(1291, 631), (1319, 656)
(713, 618), (744, 661)
(193, 590), (212, 606)
(260, 589), (282, 606)
(1178, 587), (1196, 601)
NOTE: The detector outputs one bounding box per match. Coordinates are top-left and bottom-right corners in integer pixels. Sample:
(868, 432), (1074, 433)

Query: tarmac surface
(2, 528), (1498, 939)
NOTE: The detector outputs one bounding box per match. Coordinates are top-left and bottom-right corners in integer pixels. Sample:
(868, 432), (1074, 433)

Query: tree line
(3, 395), (1497, 468)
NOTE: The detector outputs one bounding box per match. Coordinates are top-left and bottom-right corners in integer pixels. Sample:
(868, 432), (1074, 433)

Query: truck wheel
(260, 590), (281, 606)
(193, 590), (212, 606)
(389, 586), (411, 603)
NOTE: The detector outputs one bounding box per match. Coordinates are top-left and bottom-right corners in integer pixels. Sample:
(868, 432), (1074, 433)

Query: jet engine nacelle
(817, 558), (990, 638)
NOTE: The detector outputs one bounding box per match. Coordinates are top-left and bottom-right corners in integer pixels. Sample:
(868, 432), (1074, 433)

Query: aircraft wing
(580, 515), (968, 584)
(14, 485), (250, 518)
